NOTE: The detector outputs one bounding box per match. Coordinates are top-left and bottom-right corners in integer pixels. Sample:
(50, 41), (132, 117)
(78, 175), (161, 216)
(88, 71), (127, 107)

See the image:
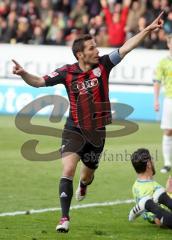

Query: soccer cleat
(128, 196), (152, 221)
(153, 187), (166, 203)
(160, 166), (171, 174)
(56, 217), (69, 233)
(75, 183), (87, 201)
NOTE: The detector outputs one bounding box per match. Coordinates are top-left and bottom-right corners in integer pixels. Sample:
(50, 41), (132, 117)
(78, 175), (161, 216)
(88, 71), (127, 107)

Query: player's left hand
(154, 100), (160, 112)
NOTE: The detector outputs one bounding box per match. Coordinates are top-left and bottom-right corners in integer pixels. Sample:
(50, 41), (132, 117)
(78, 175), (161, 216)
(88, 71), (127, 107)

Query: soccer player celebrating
(154, 34), (172, 174)
(13, 13), (163, 233)
(129, 148), (172, 229)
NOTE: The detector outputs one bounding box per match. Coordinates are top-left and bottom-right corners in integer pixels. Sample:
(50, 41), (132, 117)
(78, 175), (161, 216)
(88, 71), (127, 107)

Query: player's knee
(62, 167), (76, 178)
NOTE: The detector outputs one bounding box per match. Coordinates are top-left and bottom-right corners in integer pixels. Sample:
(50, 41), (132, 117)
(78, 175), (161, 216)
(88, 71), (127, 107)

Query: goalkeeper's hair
(131, 148), (152, 173)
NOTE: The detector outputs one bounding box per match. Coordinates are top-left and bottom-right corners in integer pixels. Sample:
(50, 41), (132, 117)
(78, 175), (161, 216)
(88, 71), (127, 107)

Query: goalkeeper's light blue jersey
(155, 56), (172, 98)
(132, 179), (162, 223)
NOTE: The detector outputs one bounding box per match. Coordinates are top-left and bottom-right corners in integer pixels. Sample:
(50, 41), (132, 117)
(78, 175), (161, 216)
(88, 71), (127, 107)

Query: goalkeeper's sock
(145, 199), (172, 228)
(162, 135), (172, 167)
(59, 177), (73, 218)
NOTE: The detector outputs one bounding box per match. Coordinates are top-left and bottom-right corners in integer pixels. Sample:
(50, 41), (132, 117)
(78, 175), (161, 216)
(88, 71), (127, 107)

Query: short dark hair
(72, 34), (93, 59)
(131, 148), (151, 173)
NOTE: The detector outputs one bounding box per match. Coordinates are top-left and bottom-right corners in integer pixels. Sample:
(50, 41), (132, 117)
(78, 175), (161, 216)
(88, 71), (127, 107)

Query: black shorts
(61, 125), (106, 170)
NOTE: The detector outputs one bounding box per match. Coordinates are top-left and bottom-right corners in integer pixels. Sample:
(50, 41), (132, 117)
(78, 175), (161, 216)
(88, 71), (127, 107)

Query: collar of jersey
(137, 178), (154, 183)
(74, 62), (98, 73)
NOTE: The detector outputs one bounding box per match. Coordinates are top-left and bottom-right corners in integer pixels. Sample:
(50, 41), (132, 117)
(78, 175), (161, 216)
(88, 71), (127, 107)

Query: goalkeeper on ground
(129, 148), (172, 229)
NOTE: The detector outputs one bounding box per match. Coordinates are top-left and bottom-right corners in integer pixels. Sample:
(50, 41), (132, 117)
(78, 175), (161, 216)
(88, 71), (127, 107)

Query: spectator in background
(0, 0), (9, 18)
(65, 28), (79, 46)
(70, 0), (88, 30)
(164, 10), (172, 34)
(2, 10), (17, 43)
(16, 17), (32, 44)
(95, 26), (109, 47)
(126, 0), (146, 39)
(53, 0), (71, 20)
(39, 0), (52, 22)
(157, 28), (168, 48)
(101, 0), (131, 47)
(30, 24), (44, 45)
(0, 16), (8, 42)
(145, 0), (161, 24)
(45, 12), (65, 45)
(86, 0), (101, 18)
(89, 15), (106, 36)
(80, 14), (90, 34)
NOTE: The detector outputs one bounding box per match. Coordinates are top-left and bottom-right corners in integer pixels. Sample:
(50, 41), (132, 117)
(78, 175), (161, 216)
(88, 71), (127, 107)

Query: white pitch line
(0, 199), (134, 217)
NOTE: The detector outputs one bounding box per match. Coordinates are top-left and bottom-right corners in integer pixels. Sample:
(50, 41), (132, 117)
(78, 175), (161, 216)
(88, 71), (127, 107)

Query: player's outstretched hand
(147, 11), (164, 32)
(12, 59), (26, 76)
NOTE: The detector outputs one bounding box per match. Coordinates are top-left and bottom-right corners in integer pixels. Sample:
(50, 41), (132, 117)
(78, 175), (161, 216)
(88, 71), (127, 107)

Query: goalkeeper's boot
(56, 217), (69, 233)
(128, 196), (152, 221)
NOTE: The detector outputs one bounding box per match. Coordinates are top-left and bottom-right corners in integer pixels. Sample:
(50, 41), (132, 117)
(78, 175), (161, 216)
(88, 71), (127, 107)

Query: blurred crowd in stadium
(0, 0), (172, 49)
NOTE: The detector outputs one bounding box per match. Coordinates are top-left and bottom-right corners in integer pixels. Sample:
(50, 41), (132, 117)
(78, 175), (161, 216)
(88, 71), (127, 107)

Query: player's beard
(83, 53), (99, 66)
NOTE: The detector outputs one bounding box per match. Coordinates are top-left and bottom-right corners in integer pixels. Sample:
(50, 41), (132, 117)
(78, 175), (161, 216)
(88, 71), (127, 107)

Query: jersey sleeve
(43, 67), (66, 87)
(153, 59), (165, 83)
(100, 49), (122, 73)
(109, 49), (122, 66)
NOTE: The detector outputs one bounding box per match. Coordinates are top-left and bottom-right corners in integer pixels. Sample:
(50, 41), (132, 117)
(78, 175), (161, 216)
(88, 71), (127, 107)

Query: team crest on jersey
(93, 67), (101, 77)
(48, 71), (59, 78)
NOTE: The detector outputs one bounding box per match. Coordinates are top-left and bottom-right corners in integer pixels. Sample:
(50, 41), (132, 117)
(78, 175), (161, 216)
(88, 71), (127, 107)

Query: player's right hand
(12, 59), (26, 76)
(154, 100), (159, 112)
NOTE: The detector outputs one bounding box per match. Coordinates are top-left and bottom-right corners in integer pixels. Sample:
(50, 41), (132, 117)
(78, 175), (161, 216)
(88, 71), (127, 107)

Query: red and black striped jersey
(43, 53), (121, 129)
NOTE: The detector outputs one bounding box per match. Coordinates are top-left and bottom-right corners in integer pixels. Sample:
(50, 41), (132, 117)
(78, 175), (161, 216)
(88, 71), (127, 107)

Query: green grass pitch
(0, 115), (171, 240)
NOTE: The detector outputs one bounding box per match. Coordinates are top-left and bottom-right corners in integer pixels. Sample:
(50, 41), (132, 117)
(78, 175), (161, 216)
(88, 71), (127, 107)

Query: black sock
(59, 177), (73, 219)
(145, 199), (172, 228)
(80, 175), (94, 188)
(158, 192), (172, 210)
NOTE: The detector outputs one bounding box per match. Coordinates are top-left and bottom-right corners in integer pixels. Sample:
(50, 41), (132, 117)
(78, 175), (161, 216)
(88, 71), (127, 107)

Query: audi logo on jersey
(71, 78), (99, 94)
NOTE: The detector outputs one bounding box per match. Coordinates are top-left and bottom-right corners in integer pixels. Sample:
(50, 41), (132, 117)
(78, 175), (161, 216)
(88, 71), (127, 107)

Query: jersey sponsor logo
(48, 71), (59, 78)
(71, 78), (99, 94)
(93, 67), (101, 77)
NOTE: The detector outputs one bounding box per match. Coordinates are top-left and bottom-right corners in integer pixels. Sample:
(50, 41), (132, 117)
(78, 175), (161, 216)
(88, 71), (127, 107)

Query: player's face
(82, 39), (99, 65)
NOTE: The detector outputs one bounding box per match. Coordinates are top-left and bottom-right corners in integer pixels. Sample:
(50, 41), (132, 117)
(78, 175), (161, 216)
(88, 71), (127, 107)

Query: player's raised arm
(12, 59), (45, 88)
(153, 81), (161, 112)
(119, 11), (164, 58)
